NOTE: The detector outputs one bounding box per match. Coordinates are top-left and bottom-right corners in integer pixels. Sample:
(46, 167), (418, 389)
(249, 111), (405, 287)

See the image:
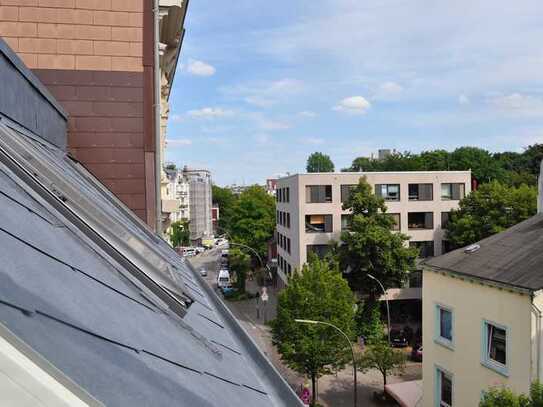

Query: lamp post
(367, 273), (391, 345)
(294, 319), (357, 407)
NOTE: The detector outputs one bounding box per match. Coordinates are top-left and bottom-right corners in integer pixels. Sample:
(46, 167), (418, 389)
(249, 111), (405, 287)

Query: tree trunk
(311, 373), (317, 406)
(382, 370), (387, 393)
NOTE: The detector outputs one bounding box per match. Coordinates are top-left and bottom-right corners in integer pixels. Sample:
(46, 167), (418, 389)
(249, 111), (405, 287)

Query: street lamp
(294, 319), (358, 407)
(367, 273), (391, 345)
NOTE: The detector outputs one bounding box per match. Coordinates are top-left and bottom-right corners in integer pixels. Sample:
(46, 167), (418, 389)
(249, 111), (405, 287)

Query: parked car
(217, 269), (231, 289)
(195, 247), (206, 254)
(411, 344), (423, 362)
(199, 268), (207, 277)
(390, 329), (409, 348)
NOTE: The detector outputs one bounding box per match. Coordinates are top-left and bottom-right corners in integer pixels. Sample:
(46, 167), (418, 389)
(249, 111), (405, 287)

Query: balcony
(161, 199), (179, 214)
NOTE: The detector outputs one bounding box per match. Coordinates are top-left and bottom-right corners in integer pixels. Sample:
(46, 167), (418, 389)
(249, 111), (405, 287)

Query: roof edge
(0, 39), (67, 120)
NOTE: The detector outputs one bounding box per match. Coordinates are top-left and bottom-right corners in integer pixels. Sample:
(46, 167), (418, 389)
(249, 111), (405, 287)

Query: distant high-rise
(183, 166), (213, 244)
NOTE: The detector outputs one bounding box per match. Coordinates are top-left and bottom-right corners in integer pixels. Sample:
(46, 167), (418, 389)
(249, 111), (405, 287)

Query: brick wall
(0, 0), (156, 226)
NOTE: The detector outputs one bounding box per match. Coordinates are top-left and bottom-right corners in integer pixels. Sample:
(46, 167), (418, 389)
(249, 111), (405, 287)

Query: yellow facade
(422, 270), (536, 407)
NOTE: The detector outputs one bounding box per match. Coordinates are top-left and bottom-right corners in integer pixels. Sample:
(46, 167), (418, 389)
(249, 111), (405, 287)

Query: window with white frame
(482, 320), (508, 374)
(437, 368), (453, 407)
(375, 184), (400, 201)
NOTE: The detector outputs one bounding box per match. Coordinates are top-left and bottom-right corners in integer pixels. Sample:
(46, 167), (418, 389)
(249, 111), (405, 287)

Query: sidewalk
(190, 251), (421, 407)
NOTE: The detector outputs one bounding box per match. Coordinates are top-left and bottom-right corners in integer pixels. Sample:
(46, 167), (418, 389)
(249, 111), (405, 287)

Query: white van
(217, 269), (231, 289)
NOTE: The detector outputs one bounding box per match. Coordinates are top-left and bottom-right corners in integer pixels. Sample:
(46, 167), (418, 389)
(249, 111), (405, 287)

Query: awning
(379, 287), (422, 301)
(385, 380), (423, 407)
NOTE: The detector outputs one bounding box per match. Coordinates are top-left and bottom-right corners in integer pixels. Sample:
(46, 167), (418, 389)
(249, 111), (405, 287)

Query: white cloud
(298, 111), (317, 118)
(186, 59), (216, 76)
(187, 107), (235, 119)
(458, 94), (470, 105)
(166, 138), (192, 147)
(489, 93), (543, 117)
(373, 81), (403, 100)
(170, 114), (184, 123)
(301, 137), (324, 145)
(254, 133), (271, 144)
(220, 78), (304, 107)
(259, 119), (291, 131)
(333, 96), (371, 115)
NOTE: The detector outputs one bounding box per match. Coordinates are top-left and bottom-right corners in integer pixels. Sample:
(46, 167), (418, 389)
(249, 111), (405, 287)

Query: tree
(339, 177), (418, 294)
(229, 185), (276, 259)
(306, 152), (335, 173)
(271, 257), (356, 406)
(446, 181), (537, 248)
(229, 247), (251, 292)
(449, 146), (506, 183)
(479, 381), (543, 407)
(169, 219), (190, 247)
(357, 340), (406, 393)
(212, 185), (238, 233)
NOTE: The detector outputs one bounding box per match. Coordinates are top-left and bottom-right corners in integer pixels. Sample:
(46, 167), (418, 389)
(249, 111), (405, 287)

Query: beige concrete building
(275, 171), (471, 283)
(422, 214), (543, 407)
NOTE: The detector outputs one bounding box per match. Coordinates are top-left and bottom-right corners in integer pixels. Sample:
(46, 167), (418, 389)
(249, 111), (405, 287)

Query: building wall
(422, 270), (534, 407)
(276, 171), (471, 281)
(184, 168), (213, 243)
(0, 0), (156, 225)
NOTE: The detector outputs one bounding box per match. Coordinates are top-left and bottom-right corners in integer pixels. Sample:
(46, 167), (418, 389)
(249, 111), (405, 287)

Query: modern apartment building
(161, 166), (190, 234)
(275, 171), (472, 283)
(422, 213), (543, 407)
(0, 0), (187, 232)
(183, 166), (213, 244)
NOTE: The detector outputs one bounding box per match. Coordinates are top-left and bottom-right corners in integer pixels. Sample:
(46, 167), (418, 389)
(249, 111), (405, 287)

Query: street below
(190, 248), (422, 407)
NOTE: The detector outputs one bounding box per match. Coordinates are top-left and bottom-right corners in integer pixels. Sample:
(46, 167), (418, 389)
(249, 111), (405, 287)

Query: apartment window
(306, 185), (333, 203)
(482, 321), (508, 375)
(286, 213), (291, 228)
(287, 238), (291, 255)
(341, 214), (353, 231)
(305, 214), (333, 233)
(441, 183), (465, 201)
(408, 183), (433, 201)
(408, 212), (434, 230)
(410, 241), (435, 258)
(442, 240), (453, 254)
(389, 213), (401, 231)
(285, 187), (290, 203)
(341, 184), (357, 203)
(287, 264), (292, 275)
(276, 210), (280, 225)
(375, 184), (400, 201)
(441, 212), (450, 228)
(307, 244), (330, 259)
(436, 368), (453, 407)
(435, 304), (453, 348)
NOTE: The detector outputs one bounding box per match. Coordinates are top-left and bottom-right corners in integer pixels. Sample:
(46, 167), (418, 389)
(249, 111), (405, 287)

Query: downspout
(153, 0), (162, 235)
(532, 297), (542, 381)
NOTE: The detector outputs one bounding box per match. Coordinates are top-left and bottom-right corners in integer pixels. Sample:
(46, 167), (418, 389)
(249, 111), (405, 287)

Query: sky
(165, 0), (543, 186)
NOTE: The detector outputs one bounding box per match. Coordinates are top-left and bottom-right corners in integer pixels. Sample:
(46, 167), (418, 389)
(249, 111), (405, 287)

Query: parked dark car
(390, 329), (409, 348)
(411, 344), (423, 362)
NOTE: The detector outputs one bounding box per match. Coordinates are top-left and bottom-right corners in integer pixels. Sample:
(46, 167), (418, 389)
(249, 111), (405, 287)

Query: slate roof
(425, 213), (543, 292)
(0, 118), (301, 406)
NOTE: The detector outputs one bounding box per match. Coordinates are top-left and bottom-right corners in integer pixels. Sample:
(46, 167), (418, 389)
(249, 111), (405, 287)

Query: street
(190, 248), (422, 407)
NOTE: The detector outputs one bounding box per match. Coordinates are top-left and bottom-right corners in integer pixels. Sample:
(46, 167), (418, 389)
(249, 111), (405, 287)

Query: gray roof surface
(426, 213), (543, 291)
(0, 120), (301, 406)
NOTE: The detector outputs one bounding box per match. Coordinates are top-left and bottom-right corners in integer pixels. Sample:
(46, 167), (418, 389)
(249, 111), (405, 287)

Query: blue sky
(166, 0), (543, 186)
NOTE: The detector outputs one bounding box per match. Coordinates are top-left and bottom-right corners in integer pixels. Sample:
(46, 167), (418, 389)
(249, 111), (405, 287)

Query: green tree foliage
(306, 152), (335, 173)
(480, 381), (543, 407)
(229, 247), (251, 292)
(339, 177), (418, 295)
(229, 185), (276, 259)
(212, 185), (238, 232)
(358, 340), (406, 392)
(446, 181), (537, 248)
(344, 144), (543, 186)
(271, 257), (356, 406)
(169, 220), (190, 247)
(355, 301), (384, 344)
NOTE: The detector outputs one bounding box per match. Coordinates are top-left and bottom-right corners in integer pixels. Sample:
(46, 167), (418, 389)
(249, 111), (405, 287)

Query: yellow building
(422, 214), (543, 406)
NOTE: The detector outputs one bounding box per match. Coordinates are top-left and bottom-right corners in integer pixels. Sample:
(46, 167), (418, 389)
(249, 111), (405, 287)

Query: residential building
(0, 0), (187, 233)
(275, 171), (471, 284)
(212, 204), (220, 234)
(266, 178), (278, 196)
(0, 37), (301, 407)
(161, 166), (190, 237)
(183, 166), (213, 244)
(422, 212), (543, 407)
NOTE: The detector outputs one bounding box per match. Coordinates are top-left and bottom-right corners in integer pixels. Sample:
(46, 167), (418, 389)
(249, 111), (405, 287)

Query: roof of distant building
(426, 213), (543, 292)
